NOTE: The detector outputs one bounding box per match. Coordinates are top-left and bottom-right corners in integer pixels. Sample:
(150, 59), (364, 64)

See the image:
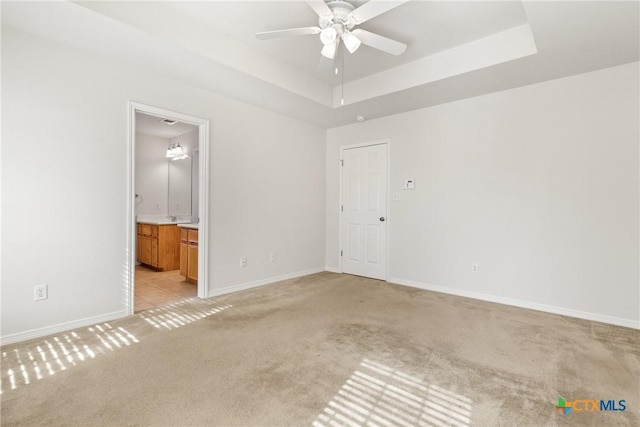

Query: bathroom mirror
(168, 157), (191, 218)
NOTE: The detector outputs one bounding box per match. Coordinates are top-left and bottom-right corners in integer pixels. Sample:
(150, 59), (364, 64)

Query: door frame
(126, 101), (210, 315)
(338, 139), (390, 280)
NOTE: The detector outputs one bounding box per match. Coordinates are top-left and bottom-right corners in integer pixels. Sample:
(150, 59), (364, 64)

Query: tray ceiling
(3, 1), (638, 128)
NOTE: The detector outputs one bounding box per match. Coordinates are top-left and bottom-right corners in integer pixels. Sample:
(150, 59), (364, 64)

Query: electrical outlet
(34, 284), (48, 301)
(269, 252), (276, 263)
(155, 202), (160, 210)
(471, 263), (479, 274)
(240, 256), (247, 267)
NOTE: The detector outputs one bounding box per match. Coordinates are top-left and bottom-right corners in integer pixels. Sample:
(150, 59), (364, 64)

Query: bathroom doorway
(127, 103), (210, 315)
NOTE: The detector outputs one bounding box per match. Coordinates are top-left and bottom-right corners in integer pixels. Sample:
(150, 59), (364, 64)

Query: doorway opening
(127, 102), (210, 315)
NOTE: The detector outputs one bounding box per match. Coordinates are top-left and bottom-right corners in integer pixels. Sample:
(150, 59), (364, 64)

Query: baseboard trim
(208, 267), (325, 298)
(0, 309), (129, 346)
(387, 276), (639, 330)
(325, 266), (340, 273)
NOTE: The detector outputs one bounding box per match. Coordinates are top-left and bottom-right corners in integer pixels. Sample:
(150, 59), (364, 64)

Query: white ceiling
(2, 1), (638, 128)
(162, 0), (529, 84)
(135, 113), (199, 139)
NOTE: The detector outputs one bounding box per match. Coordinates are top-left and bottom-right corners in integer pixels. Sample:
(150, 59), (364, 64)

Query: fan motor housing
(327, 1), (356, 25)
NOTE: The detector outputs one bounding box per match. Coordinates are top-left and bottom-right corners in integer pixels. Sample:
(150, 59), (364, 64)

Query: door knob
(379, 217), (386, 222)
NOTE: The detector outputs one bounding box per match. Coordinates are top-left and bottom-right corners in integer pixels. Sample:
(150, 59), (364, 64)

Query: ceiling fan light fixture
(342, 31), (361, 53)
(321, 41), (337, 59)
(320, 26), (337, 45)
(255, 1), (409, 60)
(319, 15), (333, 29)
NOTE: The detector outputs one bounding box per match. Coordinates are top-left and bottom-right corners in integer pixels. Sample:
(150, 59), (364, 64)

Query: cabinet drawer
(140, 224), (158, 238)
(180, 228), (189, 242)
(188, 229), (198, 244)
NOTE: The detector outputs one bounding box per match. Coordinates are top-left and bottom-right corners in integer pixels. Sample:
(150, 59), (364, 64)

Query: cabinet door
(157, 225), (181, 271)
(137, 227), (159, 268)
(187, 244), (198, 282)
(180, 242), (188, 278)
(139, 236), (152, 265)
(136, 233), (142, 263)
(150, 239), (159, 268)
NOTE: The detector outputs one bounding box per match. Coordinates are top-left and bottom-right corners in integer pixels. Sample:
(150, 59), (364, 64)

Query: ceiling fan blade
(348, 0), (410, 25)
(255, 27), (321, 40)
(307, 0), (332, 17)
(351, 29), (407, 55)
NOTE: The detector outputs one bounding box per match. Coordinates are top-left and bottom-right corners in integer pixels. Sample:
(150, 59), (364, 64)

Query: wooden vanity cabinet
(137, 225), (158, 268)
(136, 223), (180, 271)
(180, 228), (198, 283)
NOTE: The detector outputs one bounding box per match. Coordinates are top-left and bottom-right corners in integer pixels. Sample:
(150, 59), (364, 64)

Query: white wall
(135, 133), (170, 217)
(170, 129), (198, 221)
(326, 62), (639, 327)
(135, 129), (198, 221)
(1, 29), (326, 341)
(135, 130), (198, 220)
(169, 129), (198, 152)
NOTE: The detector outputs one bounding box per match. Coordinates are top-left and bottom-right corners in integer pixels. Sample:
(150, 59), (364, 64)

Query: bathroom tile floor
(134, 265), (197, 312)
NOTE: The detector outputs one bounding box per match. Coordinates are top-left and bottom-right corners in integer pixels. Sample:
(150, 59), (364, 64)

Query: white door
(341, 143), (388, 280)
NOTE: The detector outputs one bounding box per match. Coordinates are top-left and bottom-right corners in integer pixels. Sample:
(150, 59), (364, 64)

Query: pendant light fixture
(166, 142), (186, 159)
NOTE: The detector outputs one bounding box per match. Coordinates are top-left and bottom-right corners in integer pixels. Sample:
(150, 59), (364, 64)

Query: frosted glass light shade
(320, 27), (337, 45)
(166, 143), (185, 158)
(321, 42), (337, 59)
(342, 31), (361, 53)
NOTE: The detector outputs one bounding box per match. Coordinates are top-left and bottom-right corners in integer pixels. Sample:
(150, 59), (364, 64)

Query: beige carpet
(1, 272), (638, 426)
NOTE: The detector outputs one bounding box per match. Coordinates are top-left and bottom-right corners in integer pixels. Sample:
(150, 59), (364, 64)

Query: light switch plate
(404, 179), (415, 189)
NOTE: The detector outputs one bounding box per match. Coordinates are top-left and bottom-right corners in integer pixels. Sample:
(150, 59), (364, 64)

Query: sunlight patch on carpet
(139, 301), (232, 330)
(1, 301), (231, 394)
(1, 323), (138, 394)
(313, 359), (473, 427)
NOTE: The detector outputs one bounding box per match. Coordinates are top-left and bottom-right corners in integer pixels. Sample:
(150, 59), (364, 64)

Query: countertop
(137, 220), (191, 226)
(177, 223), (199, 230)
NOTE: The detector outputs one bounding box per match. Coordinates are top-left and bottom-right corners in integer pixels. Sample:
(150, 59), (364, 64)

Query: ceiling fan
(255, 0), (409, 59)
